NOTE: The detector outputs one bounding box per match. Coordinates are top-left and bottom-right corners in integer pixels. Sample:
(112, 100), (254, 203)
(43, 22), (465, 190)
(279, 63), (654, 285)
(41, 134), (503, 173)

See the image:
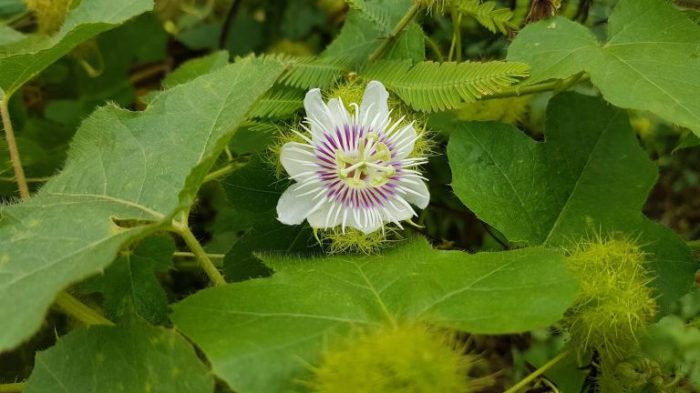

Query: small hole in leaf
(111, 217), (157, 229)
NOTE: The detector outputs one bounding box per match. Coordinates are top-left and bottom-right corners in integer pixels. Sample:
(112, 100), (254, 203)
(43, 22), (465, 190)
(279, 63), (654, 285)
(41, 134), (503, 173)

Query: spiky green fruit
(308, 323), (477, 393)
(454, 96), (530, 125)
(316, 226), (399, 254)
(564, 236), (657, 361)
(25, 0), (72, 34)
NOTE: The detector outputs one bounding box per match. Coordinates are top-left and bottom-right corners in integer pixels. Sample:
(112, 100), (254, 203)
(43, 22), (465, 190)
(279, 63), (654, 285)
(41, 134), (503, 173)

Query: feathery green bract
(323, 0), (424, 67)
(249, 87), (305, 119)
(450, 0), (515, 34)
(362, 60), (529, 112)
(345, 0), (392, 34)
(263, 54), (348, 89)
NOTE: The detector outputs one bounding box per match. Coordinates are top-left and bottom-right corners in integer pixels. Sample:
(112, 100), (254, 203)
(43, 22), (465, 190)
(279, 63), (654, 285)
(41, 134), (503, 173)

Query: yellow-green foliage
(564, 236), (657, 360)
(269, 39), (315, 57)
(455, 96), (530, 125)
(25, 0), (72, 34)
(308, 323), (476, 393)
(328, 79), (366, 110)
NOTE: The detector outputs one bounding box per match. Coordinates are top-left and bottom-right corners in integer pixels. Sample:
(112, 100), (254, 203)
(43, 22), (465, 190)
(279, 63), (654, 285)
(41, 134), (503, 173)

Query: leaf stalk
(368, 4), (421, 62)
(173, 251), (226, 260)
(504, 349), (570, 393)
(450, 12), (463, 61)
(0, 99), (29, 200)
(0, 382), (24, 393)
(171, 221), (227, 286)
(54, 292), (113, 326)
(486, 72), (586, 100)
(203, 161), (248, 183)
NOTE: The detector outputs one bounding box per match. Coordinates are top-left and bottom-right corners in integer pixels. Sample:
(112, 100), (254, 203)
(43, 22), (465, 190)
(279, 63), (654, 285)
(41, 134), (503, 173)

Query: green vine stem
(54, 292), (113, 326)
(0, 176), (51, 183)
(452, 12), (463, 61)
(504, 350), (571, 393)
(0, 382), (24, 393)
(171, 221), (227, 286)
(368, 3), (421, 62)
(203, 161), (248, 183)
(0, 99), (30, 200)
(424, 35), (444, 61)
(173, 251), (226, 260)
(485, 72), (587, 100)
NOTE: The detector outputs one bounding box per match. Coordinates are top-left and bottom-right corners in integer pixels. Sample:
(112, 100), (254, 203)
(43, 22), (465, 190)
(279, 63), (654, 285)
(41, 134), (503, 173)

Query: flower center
(336, 132), (395, 189)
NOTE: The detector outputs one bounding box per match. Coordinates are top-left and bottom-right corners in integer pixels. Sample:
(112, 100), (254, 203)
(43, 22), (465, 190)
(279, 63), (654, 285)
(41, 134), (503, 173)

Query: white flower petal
(399, 174), (430, 209)
(349, 208), (383, 234)
(306, 201), (342, 229)
(391, 123), (417, 160)
(381, 195), (414, 224)
(360, 81), (389, 126)
(280, 142), (316, 181)
(304, 88), (331, 141)
(277, 183), (318, 225)
(326, 98), (350, 126)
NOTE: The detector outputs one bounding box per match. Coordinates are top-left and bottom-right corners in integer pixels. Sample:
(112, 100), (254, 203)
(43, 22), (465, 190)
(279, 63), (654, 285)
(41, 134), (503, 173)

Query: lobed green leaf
(0, 0), (153, 98)
(362, 60), (529, 111)
(447, 93), (697, 312)
(24, 317), (214, 393)
(0, 58), (285, 352)
(172, 239), (577, 393)
(507, 0), (700, 137)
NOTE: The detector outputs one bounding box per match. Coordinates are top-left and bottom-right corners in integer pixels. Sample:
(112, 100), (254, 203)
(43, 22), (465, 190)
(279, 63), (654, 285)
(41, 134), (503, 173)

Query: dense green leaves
(221, 157), (316, 281)
(161, 50), (229, 89)
(447, 93), (696, 311)
(0, 58), (284, 352)
(322, 0), (424, 66)
(1, 0), (698, 391)
(450, 0), (514, 34)
(0, 0), (152, 98)
(362, 60), (529, 111)
(24, 318), (213, 393)
(508, 0), (700, 137)
(249, 86), (305, 119)
(83, 236), (175, 324)
(172, 239), (577, 392)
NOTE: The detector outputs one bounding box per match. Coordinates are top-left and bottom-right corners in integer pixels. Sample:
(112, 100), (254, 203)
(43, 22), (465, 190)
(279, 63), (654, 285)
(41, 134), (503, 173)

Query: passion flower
(276, 81), (429, 234)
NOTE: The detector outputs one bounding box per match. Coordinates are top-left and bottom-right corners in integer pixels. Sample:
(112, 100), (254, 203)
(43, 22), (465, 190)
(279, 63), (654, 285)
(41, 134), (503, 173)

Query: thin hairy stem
(171, 221), (226, 286)
(54, 292), (113, 326)
(203, 161), (247, 183)
(486, 72), (586, 100)
(5, 9), (29, 26)
(219, 0), (241, 48)
(129, 63), (169, 85)
(0, 176), (51, 183)
(368, 4), (421, 62)
(1, 99), (29, 200)
(504, 350), (571, 393)
(424, 35), (444, 61)
(0, 382), (24, 393)
(452, 12), (463, 62)
(173, 251), (226, 259)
